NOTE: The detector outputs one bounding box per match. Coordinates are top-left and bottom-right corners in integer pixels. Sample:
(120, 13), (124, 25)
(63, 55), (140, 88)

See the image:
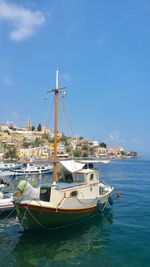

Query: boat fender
(108, 196), (113, 206)
(32, 178), (35, 185)
(116, 192), (121, 199)
(97, 199), (102, 213)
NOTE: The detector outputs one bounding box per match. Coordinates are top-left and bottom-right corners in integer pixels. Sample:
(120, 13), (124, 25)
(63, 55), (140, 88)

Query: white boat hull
(0, 197), (15, 217)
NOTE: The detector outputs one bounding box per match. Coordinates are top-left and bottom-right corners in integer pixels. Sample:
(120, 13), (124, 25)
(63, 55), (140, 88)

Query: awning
(58, 160), (85, 173)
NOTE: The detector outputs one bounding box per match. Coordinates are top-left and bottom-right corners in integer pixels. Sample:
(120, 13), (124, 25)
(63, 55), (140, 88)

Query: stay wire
(60, 95), (74, 137)
(42, 94), (55, 131)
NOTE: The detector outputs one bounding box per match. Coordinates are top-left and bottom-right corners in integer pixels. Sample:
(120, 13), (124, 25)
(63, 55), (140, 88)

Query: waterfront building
(19, 146), (50, 159)
(107, 146), (124, 156)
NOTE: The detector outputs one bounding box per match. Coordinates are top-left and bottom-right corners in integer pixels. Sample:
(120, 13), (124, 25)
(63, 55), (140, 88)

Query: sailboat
(13, 68), (113, 230)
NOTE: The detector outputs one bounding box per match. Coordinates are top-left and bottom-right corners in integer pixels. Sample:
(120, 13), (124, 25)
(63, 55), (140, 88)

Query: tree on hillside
(82, 150), (89, 157)
(32, 126), (35, 131)
(73, 149), (81, 157)
(22, 141), (30, 148)
(33, 137), (44, 147)
(4, 147), (18, 159)
(89, 147), (95, 156)
(100, 142), (107, 148)
(37, 123), (42, 131)
(121, 151), (126, 156)
(59, 133), (67, 142)
(4, 130), (10, 135)
(82, 144), (88, 151)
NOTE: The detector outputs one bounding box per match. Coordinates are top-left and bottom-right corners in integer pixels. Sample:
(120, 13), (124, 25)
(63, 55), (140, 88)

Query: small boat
(0, 162), (22, 171)
(0, 191), (15, 217)
(0, 170), (15, 178)
(13, 68), (113, 230)
(12, 163), (53, 176)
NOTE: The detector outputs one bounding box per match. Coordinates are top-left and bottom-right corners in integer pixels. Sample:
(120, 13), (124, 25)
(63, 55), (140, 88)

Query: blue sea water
(0, 159), (150, 267)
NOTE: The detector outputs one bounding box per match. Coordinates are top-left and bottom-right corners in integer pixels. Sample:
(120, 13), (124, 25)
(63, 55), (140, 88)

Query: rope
(20, 205), (28, 226)
(19, 198), (47, 229)
(0, 173), (16, 194)
(0, 200), (15, 218)
(101, 198), (108, 212)
(76, 197), (98, 207)
(25, 206), (45, 229)
(23, 204), (97, 230)
(1, 206), (16, 219)
(16, 195), (109, 230)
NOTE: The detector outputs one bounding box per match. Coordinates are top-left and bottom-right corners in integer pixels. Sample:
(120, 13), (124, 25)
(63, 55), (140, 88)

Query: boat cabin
(40, 164), (99, 203)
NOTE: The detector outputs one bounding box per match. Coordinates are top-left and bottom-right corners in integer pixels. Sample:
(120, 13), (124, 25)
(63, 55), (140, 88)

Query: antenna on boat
(47, 68), (66, 184)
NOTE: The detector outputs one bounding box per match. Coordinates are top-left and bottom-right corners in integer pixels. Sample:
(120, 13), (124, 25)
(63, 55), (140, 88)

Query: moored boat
(11, 163), (53, 176)
(0, 191), (15, 217)
(0, 162), (22, 171)
(13, 68), (113, 230)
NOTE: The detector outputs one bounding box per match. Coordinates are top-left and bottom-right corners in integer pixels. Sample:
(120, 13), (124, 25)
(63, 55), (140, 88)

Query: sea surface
(0, 159), (150, 267)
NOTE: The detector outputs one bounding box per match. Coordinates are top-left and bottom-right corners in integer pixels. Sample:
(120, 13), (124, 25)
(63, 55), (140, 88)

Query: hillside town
(0, 119), (138, 161)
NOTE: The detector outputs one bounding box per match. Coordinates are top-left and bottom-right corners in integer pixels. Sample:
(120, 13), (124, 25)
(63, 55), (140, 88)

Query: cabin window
(83, 164), (87, 169)
(74, 173), (84, 183)
(70, 191), (78, 197)
(83, 163), (94, 169)
(90, 174), (94, 180)
(40, 187), (51, 201)
(65, 173), (73, 182)
(89, 163), (94, 169)
(58, 172), (73, 183)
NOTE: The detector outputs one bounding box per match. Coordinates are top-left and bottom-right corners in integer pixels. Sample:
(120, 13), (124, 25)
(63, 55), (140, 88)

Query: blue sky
(0, 0), (150, 155)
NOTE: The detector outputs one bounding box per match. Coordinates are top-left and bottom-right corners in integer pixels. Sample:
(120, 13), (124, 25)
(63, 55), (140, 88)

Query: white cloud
(0, 1), (45, 41)
(3, 77), (12, 85)
(107, 131), (125, 143)
(108, 131), (120, 141)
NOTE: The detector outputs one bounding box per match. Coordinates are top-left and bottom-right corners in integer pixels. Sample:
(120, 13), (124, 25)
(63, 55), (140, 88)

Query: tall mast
(52, 68), (59, 183)
(47, 68), (66, 183)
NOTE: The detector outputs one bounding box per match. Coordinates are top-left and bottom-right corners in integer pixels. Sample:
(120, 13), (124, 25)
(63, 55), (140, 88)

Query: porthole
(70, 191), (78, 197)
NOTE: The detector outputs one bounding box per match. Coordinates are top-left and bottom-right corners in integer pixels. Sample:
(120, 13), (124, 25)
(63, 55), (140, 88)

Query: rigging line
(60, 94), (74, 137)
(59, 95), (75, 158)
(42, 94), (55, 131)
(59, 94), (70, 135)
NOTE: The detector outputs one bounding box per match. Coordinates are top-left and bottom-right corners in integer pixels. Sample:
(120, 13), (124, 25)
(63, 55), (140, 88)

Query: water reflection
(12, 209), (113, 266)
